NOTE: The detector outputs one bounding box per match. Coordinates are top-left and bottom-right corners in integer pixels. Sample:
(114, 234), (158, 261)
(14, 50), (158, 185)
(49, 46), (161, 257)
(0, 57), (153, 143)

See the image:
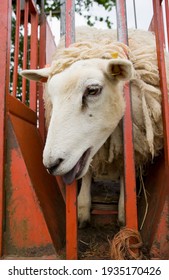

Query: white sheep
(21, 27), (169, 228)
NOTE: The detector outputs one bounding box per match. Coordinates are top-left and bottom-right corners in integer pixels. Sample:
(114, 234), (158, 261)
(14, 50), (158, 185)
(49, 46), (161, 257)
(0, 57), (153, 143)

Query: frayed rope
(111, 227), (144, 260)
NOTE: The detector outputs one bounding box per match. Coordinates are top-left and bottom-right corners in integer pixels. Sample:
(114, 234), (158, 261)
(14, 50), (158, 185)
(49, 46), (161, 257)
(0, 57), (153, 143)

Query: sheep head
(21, 58), (133, 184)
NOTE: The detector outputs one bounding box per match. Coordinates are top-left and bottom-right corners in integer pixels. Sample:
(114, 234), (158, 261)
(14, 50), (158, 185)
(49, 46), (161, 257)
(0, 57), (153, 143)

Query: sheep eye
(84, 84), (102, 97)
(82, 84), (102, 109)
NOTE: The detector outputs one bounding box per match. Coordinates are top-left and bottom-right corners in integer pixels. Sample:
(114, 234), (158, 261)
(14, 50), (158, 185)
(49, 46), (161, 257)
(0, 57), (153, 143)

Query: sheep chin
(62, 148), (91, 185)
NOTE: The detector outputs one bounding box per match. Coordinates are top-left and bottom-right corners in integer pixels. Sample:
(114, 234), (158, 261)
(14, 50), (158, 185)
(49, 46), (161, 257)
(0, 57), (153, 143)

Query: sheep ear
(107, 59), (133, 81)
(20, 67), (51, 82)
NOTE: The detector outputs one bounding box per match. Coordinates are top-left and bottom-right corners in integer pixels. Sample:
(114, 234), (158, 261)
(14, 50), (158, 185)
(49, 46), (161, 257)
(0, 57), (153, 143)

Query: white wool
(44, 26), (169, 178)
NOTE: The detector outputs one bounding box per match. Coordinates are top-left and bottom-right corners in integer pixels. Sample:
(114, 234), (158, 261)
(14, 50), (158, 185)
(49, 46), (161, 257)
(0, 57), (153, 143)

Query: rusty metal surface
(153, 0), (169, 166)
(139, 155), (169, 259)
(5, 116), (56, 257)
(4, 95), (66, 256)
(116, 0), (137, 230)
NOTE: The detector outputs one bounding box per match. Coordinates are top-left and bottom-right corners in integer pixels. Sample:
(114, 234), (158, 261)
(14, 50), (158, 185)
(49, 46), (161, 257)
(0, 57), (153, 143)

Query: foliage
(44, 0), (116, 28)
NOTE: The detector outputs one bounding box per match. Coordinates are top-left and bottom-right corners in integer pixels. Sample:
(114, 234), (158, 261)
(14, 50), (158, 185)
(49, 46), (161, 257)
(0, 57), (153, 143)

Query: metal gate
(0, 0), (169, 259)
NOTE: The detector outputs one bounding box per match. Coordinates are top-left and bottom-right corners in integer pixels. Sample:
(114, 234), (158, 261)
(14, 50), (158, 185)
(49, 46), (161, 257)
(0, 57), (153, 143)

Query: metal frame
(0, 0), (169, 260)
(64, 0), (78, 260)
(0, 0), (12, 258)
(116, 0), (138, 230)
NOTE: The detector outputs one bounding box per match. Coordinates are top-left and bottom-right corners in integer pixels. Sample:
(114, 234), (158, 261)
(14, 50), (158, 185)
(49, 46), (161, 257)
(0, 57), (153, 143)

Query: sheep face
(21, 58), (133, 184)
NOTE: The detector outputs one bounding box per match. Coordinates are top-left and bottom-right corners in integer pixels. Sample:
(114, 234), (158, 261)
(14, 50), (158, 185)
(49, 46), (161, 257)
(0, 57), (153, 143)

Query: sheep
(21, 26), (169, 228)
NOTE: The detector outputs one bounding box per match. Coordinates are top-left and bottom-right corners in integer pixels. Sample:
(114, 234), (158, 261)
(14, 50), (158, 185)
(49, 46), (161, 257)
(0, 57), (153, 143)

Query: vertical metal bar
(22, 0), (29, 104)
(60, 0), (66, 37)
(65, 0), (75, 47)
(30, 11), (38, 112)
(165, 0), (169, 48)
(116, 0), (138, 230)
(0, 0), (12, 257)
(66, 182), (77, 259)
(65, 0), (77, 260)
(39, 5), (46, 142)
(133, 0), (138, 29)
(12, 0), (21, 97)
(153, 0), (169, 167)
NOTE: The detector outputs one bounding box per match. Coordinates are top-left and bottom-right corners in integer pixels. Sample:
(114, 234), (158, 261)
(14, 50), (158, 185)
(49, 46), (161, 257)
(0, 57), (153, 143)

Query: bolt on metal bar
(116, 0), (138, 230)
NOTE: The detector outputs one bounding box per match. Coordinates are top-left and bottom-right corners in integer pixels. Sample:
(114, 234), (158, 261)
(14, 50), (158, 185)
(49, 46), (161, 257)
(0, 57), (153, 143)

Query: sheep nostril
(46, 158), (64, 174)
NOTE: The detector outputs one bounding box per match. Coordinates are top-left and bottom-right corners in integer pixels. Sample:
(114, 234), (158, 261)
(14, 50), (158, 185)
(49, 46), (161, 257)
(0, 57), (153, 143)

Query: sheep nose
(46, 158), (63, 174)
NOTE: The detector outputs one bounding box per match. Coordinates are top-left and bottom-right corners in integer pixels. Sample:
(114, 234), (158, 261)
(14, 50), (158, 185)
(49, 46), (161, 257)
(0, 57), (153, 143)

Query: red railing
(153, 0), (169, 167)
(0, 0), (53, 257)
(0, 0), (169, 260)
(0, 0), (12, 258)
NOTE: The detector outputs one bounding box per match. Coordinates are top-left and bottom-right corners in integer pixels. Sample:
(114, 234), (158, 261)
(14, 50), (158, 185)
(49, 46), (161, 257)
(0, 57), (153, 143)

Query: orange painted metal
(153, 0), (169, 166)
(139, 155), (169, 258)
(12, 0), (21, 98)
(66, 183), (77, 259)
(116, 0), (137, 230)
(0, 0), (12, 258)
(65, 0), (78, 260)
(0, 0), (66, 259)
(5, 117), (55, 255)
(150, 198), (169, 259)
(30, 11), (38, 112)
(139, 0), (169, 259)
(65, 0), (75, 47)
(22, 0), (29, 103)
(165, 0), (169, 48)
(39, 12), (47, 142)
(5, 94), (66, 256)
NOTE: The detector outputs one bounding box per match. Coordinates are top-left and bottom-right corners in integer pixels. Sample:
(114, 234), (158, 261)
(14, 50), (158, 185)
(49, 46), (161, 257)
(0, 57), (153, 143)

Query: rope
(111, 227), (144, 260)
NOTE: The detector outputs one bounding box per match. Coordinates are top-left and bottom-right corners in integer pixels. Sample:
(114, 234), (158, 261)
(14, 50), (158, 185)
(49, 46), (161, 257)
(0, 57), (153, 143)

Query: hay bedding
(78, 224), (119, 260)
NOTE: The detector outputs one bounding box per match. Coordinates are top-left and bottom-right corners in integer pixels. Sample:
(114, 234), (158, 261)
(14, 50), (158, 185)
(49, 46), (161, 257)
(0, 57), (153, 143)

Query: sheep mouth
(62, 148), (91, 185)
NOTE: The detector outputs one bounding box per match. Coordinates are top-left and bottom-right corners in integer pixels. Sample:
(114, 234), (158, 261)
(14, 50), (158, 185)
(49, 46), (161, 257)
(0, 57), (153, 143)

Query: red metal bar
(65, 0), (75, 47)
(153, 0), (169, 167)
(12, 0), (21, 97)
(65, 0), (77, 260)
(165, 0), (169, 48)
(0, 0), (12, 257)
(30, 12), (38, 111)
(116, 0), (138, 230)
(39, 12), (47, 142)
(66, 183), (77, 259)
(22, 0), (29, 104)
